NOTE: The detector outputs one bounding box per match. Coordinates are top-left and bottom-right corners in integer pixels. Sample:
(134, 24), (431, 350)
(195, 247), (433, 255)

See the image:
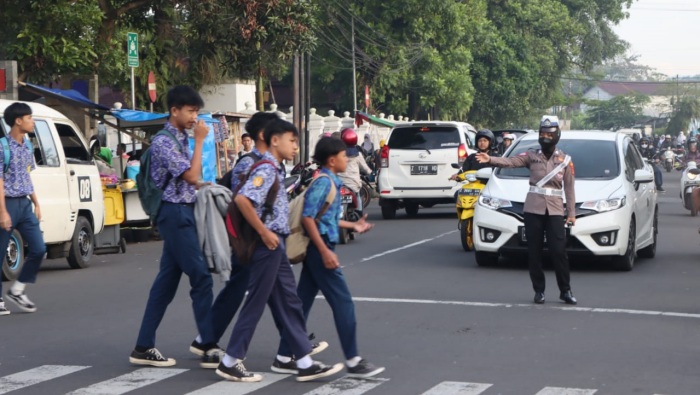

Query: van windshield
(388, 126), (460, 150)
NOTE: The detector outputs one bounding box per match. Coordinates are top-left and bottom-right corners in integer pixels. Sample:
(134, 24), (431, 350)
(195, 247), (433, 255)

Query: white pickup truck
(0, 100), (105, 280)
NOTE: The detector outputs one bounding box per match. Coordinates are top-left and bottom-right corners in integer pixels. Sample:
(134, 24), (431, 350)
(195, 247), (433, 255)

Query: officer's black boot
(560, 290), (577, 305)
(534, 292), (545, 304)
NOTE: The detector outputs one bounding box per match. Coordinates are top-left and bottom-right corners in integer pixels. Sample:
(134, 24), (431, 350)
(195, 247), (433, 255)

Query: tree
(585, 94), (650, 130)
(667, 97), (700, 136)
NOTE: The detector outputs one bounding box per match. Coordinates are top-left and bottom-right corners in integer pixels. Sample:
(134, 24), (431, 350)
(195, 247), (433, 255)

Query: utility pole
(351, 16), (358, 113)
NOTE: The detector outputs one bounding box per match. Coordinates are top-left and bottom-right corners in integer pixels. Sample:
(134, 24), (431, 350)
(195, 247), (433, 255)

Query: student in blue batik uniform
(0, 103), (46, 316)
(272, 137), (385, 378)
(216, 119), (343, 383)
(129, 86), (218, 367)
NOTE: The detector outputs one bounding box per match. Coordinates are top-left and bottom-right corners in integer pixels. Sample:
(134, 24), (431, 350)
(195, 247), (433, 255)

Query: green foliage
(585, 94), (650, 130)
(667, 97), (700, 136)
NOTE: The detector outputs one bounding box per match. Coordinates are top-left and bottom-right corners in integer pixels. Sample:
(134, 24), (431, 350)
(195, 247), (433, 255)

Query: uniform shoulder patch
(252, 176), (264, 187)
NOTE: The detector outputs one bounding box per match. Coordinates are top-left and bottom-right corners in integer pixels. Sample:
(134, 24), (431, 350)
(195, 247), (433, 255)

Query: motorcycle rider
(499, 133), (515, 155)
(638, 136), (665, 192)
(337, 128), (372, 214)
(684, 137), (700, 164)
(661, 134), (675, 150)
(450, 129), (496, 180)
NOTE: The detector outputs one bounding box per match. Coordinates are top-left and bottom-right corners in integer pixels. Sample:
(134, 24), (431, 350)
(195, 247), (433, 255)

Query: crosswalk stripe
(66, 368), (187, 395)
(0, 365), (90, 395)
(535, 387), (597, 395)
(302, 377), (390, 395)
(420, 381), (493, 395)
(185, 372), (288, 395)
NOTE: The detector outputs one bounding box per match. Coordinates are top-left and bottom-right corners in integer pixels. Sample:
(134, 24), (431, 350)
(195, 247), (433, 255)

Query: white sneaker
(6, 291), (36, 313)
(0, 298), (10, 316)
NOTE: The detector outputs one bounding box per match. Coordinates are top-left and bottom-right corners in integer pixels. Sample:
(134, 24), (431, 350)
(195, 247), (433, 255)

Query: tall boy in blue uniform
(272, 137), (385, 378)
(0, 102), (46, 315)
(129, 86), (217, 367)
(216, 119), (342, 382)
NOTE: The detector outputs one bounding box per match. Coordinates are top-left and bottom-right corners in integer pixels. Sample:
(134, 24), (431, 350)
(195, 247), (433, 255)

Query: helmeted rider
(337, 128), (372, 214)
(499, 133), (515, 155)
(638, 136), (665, 192)
(450, 129), (495, 180)
(685, 137), (700, 164)
(661, 134), (675, 150)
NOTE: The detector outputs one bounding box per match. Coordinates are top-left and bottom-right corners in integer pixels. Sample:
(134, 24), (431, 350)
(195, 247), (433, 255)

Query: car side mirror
(476, 167), (493, 181)
(451, 163), (460, 169)
(634, 169), (654, 184)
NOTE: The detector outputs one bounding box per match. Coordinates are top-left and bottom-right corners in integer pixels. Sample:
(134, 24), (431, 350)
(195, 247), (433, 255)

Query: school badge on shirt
(252, 176), (264, 187)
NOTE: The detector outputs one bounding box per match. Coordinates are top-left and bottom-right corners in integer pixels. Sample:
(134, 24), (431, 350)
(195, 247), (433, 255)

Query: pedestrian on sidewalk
(0, 102), (46, 315)
(216, 119), (342, 383)
(272, 136), (384, 378)
(129, 86), (217, 367)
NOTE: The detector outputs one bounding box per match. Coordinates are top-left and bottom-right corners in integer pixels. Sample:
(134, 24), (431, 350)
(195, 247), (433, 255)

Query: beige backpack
(286, 174), (337, 264)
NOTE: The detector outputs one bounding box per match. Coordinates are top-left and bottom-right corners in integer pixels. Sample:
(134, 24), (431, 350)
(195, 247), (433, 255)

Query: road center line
(359, 230), (458, 262)
(322, 296), (700, 320)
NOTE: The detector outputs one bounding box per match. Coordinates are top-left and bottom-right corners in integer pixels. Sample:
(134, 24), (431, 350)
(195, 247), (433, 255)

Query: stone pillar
(0, 61), (18, 101)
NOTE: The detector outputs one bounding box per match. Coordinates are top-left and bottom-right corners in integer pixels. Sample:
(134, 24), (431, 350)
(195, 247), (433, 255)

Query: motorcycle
(663, 147), (676, 172)
(451, 165), (487, 252)
(680, 161), (700, 216)
(360, 174), (373, 209)
(339, 185), (361, 244)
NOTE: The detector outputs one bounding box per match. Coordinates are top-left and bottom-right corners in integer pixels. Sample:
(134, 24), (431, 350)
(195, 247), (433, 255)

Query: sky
(612, 0), (700, 77)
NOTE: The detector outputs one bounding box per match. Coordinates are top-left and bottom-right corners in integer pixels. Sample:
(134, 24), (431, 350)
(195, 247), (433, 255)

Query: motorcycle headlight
(465, 174), (477, 183)
(478, 195), (513, 210)
(580, 197), (626, 213)
(687, 172), (697, 180)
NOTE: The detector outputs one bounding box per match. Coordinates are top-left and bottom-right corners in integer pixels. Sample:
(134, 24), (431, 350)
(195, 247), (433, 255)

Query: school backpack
(225, 159), (279, 264)
(0, 136), (34, 173)
(286, 174), (337, 264)
(217, 151), (262, 188)
(136, 129), (183, 223)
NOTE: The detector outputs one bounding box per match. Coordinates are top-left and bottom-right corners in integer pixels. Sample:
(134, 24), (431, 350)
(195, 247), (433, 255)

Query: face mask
(538, 137), (555, 151)
(641, 144), (648, 149)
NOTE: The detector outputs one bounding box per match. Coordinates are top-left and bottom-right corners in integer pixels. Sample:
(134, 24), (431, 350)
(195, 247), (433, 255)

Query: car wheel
(638, 211), (657, 259)
(475, 251), (498, 266)
(1, 230), (24, 281)
(67, 216), (94, 269)
(459, 219), (474, 252)
(360, 185), (371, 209)
(405, 204), (419, 217)
(381, 205), (396, 220)
(613, 218), (636, 271)
(119, 237), (127, 254)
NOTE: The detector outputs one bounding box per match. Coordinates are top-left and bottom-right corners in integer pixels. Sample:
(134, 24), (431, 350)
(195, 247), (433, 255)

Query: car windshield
(497, 139), (620, 180)
(388, 126), (460, 150)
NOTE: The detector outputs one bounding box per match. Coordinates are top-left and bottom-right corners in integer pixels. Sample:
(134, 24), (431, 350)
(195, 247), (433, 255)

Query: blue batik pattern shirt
(230, 147), (262, 191)
(0, 137), (35, 197)
(238, 151), (289, 235)
(302, 167), (342, 244)
(150, 122), (196, 203)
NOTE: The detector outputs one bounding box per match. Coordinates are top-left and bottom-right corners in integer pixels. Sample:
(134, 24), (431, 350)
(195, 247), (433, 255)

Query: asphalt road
(1, 170), (699, 395)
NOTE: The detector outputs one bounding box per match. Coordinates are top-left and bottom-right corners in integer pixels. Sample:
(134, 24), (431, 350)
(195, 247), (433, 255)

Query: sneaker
(200, 347), (225, 369)
(0, 298), (9, 316)
(216, 361), (262, 382)
(308, 333), (328, 356)
(346, 359), (385, 378)
(657, 186), (666, 192)
(296, 362), (343, 382)
(6, 291), (36, 313)
(271, 357), (299, 375)
(129, 348), (176, 367)
(189, 340), (206, 356)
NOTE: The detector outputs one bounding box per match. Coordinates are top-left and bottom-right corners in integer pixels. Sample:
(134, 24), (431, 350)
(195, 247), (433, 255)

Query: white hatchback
(378, 122), (476, 219)
(473, 131), (657, 271)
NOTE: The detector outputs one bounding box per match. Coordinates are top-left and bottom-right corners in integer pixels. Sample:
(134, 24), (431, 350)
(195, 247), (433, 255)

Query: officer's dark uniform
(487, 118), (577, 305)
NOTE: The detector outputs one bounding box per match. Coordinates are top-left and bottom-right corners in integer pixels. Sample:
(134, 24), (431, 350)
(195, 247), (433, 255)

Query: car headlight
(687, 172), (697, 180)
(580, 197), (626, 213)
(478, 194), (513, 210)
(465, 174), (477, 182)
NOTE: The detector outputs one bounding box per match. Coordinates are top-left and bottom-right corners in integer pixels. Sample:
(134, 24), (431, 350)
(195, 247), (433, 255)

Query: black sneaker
(346, 359), (385, 378)
(296, 362), (343, 382)
(534, 292), (545, 304)
(560, 290), (578, 305)
(6, 291), (36, 313)
(0, 298), (9, 316)
(308, 333), (329, 356)
(216, 361), (262, 382)
(271, 358), (299, 374)
(189, 340), (206, 356)
(200, 348), (225, 369)
(129, 348), (176, 367)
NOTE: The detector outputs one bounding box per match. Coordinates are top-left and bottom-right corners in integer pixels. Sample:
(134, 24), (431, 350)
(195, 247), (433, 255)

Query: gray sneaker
(6, 291), (36, 313)
(0, 298), (10, 316)
(346, 359), (385, 378)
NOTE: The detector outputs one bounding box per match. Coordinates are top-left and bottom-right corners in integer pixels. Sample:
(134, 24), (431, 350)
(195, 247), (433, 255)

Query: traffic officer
(476, 116), (577, 305)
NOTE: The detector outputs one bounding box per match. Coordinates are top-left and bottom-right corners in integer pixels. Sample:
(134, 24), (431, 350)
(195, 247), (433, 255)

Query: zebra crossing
(0, 365), (671, 395)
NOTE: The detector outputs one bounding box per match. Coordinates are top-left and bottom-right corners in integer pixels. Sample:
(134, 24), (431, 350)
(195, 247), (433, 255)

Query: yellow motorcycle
(451, 166), (487, 251)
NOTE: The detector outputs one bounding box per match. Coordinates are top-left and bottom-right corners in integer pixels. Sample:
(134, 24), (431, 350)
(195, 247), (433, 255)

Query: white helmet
(665, 134), (671, 139)
(503, 133), (515, 141)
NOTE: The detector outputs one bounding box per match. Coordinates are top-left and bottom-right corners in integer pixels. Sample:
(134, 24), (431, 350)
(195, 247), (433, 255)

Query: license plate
(341, 195), (353, 204)
(519, 226), (569, 244)
(458, 188), (480, 196)
(411, 164), (438, 175)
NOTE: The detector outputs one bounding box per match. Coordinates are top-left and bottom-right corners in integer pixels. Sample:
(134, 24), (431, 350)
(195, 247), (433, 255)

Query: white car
(378, 121), (477, 219)
(473, 131), (657, 271)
